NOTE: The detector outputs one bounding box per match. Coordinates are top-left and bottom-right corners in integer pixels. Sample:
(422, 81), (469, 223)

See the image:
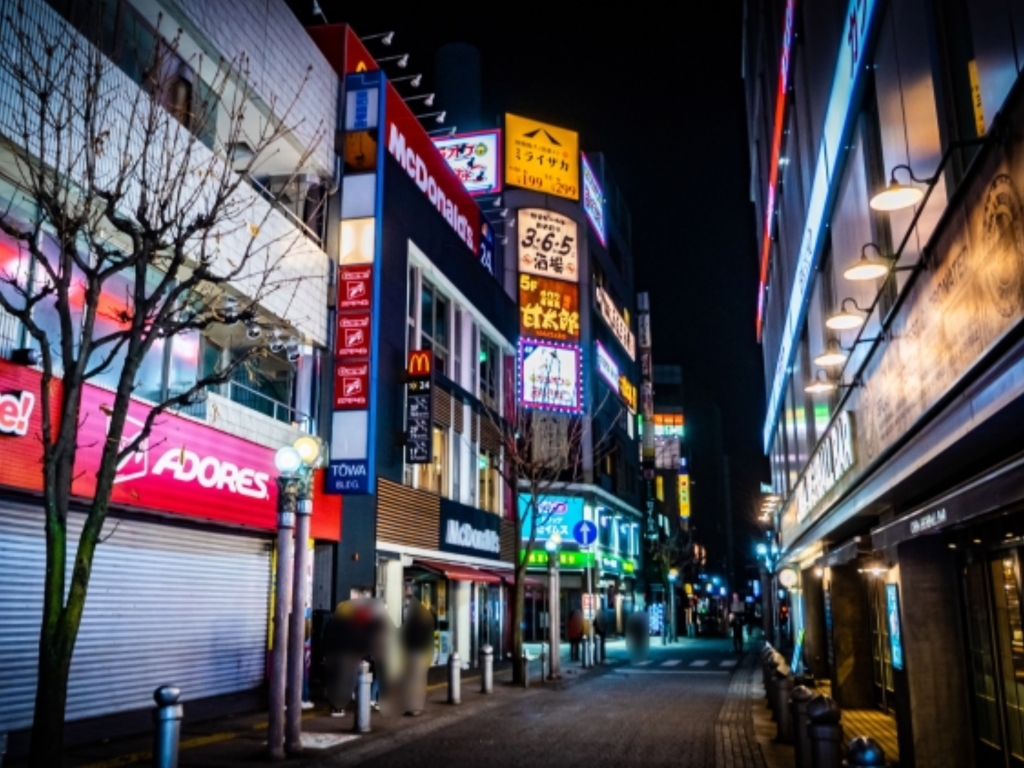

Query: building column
(895, 536), (972, 768)
(827, 564), (874, 709)
(454, 580), (471, 667)
(801, 567), (829, 680)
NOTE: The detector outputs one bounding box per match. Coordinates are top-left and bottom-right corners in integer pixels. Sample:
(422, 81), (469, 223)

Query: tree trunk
(28, 624), (73, 768)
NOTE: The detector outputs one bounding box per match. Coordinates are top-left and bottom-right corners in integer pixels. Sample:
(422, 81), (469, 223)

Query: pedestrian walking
(568, 608), (584, 661)
(730, 610), (744, 653)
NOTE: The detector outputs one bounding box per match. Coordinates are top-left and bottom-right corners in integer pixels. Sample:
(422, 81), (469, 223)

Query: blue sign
(520, 495), (584, 542)
(886, 584), (904, 670)
(573, 520), (597, 546)
(326, 460), (370, 494)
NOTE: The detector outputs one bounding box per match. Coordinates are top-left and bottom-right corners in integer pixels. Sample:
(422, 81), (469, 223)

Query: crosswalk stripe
(690, 660), (709, 667)
(662, 660), (681, 667)
(635, 660), (652, 666)
(720, 660), (738, 667)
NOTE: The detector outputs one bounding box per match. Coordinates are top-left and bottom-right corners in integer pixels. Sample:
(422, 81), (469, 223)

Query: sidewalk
(10, 646), (600, 768)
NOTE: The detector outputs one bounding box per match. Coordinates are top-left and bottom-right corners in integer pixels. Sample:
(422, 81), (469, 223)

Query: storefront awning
(415, 559), (504, 584)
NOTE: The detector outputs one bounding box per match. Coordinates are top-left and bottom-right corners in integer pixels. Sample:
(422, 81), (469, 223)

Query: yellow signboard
(505, 113), (580, 200)
(678, 474), (691, 518)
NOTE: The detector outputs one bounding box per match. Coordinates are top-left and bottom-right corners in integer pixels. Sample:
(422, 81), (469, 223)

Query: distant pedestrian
(568, 609), (584, 661)
(730, 611), (744, 653)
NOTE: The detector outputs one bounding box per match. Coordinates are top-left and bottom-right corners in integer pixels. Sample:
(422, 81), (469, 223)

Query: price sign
(505, 114), (579, 200)
(517, 209), (578, 283)
(405, 350), (434, 464)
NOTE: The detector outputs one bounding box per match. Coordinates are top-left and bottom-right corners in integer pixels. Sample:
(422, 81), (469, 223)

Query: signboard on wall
(595, 285), (635, 359)
(338, 265), (373, 310)
(794, 411), (854, 524)
(517, 209), (578, 282)
(335, 312), (372, 358)
(518, 273), (580, 342)
(678, 474), (691, 518)
(886, 584), (904, 670)
(520, 495), (584, 542)
(505, 114), (579, 200)
(595, 341), (619, 388)
(334, 362), (369, 410)
(518, 339), (582, 413)
(439, 498), (501, 559)
(582, 154), (606, 246)
(433, 130), (502, 196)
(405, 350), (434, 465)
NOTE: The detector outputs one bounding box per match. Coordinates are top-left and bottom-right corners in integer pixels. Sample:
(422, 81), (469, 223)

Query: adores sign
(0, 391), (34, 436)
(385, 84), (480, 256)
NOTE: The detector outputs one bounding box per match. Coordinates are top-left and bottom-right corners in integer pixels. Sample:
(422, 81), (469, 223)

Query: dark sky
(296, 2), (768, 547)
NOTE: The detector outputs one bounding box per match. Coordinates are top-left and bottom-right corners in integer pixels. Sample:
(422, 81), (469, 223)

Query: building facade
(745, 0), (1024, 764)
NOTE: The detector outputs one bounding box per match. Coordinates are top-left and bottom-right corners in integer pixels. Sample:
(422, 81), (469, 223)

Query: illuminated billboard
(582, 154), (606, 246)
(518, 339), (583, 413)
(517, 209), (578, 282)
(433, 130), (502, 196)
(519, 273), (580, 342)
(520, 495), (585, 541)
(505, 114), (579, 200)
(595, 341), (619, 388)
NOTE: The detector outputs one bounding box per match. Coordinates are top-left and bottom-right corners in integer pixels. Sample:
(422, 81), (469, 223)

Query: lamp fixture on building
(392, 74), (422, 88)
(843, 243), (892, 281)
(377, 53), (409, 68)
(404, 93), (435, 107)
(426, 126), (456, 137)
(814, 339), (848, 367)
(360, 31), (395, 45)
(870, 165), (930, 212)
(417, 110), (446, 124)
(825, 298), (867, 330)
(804, 370), (837, 394)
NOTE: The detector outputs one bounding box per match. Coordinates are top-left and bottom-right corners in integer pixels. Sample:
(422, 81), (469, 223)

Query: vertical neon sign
(756, 0), (797, 341)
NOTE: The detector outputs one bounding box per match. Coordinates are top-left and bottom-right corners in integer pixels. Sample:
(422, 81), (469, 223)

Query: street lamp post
(668, 568), (679, 644)
(546, 532), (562, 680)
(268, 436), (325, 759)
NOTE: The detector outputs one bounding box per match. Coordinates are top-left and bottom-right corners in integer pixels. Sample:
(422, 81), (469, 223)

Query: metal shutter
(0, 503), (271, 732)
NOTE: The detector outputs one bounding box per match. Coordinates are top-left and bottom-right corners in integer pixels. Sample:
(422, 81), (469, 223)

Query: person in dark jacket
(567, 609), (584, 661)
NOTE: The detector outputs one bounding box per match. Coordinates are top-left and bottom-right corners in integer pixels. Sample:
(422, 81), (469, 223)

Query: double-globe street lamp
(268, 435), (325, 759)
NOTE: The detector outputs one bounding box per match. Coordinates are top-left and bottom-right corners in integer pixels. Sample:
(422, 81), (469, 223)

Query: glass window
(478, 449), (500, 514)
(415, 427), (449, 497)
(420, 280), (449, 376)
(479, 334), (500, 410)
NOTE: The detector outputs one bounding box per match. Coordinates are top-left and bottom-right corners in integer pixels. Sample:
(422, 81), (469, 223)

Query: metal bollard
(152, 686), (182, 768)
(766, 656), (780, 714)
(480, 644), (494, 694)
(582, 636), (592, 668)
(596, 635), (604, 664)
(761, 646), (775, 691)
(540, 643), (548, 684)
(447, 652), (461, 705)
(806, 695), (842, 768)
(355, 661), (372, 733)
(522, 649), (530, 688)
(846, 736), (885, 767)
(791, 685), (814, 768)
(773, 673), (795, 743)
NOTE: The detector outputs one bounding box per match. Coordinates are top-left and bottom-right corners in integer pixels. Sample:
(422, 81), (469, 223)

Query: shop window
(479, 334), (500, 411)
(419, 280), (450, 376)
(478, 449), (501, 515)
(415, 427), (449, 497)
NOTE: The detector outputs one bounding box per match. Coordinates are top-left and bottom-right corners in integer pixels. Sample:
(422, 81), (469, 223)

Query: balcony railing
(219, 378), (310, 431)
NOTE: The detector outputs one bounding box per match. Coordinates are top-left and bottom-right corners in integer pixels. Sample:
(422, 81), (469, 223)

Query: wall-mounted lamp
(360, 31), (395, 45)
(843, 243), (892, 281)
(825, 298), (867, 330)
(426, 126), (456, 137)
(391, 74), (422, 88)
(416, 110), (446, 124)
(804, 370), (837, 394)
(870, 164), (931, 212)
(813, 339), (848, 367)
(404, 93), (435, 107)
(377, 53), (409, 68)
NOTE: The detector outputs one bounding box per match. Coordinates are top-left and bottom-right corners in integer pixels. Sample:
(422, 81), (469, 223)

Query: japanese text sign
(520, 495), (584, 542)
(505, 114), (579, 200)
(338, 265), (373, 310)
(581, 154), (606, 246)
(432, 130), (502, 196)
(518, 339), (582, 414)
(678, 474), (691, 518)
(335, 312), (372, 358)
(596, 285), (635, 359)
(519, 274), (580, 342)
(334, 362), (370, 410)
(517, 209), (578, 282)
(405, 350), (434, 464)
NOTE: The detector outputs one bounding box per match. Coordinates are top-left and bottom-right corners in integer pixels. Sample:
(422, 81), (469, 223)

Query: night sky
(294, 1), (768, 558)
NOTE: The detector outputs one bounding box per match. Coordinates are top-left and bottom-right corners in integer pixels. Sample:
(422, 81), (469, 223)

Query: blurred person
(567, 608), (583, 661)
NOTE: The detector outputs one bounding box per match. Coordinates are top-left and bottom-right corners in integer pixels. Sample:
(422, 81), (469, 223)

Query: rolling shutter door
(0, 503), (271, 732)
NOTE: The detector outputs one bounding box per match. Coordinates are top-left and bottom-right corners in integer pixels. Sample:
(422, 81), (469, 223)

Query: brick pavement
(714, 654), (770, 768)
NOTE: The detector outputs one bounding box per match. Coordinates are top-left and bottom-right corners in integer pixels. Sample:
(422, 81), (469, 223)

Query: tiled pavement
(714, 653), (770, 768)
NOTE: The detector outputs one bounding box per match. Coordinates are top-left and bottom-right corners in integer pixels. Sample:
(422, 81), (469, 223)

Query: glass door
(990, 553), (1024, 766)
(962, 556), (1006, 766)
(867, 578), (895, 714)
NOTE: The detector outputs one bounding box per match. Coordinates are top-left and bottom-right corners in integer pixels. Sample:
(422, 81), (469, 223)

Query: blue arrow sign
(573, 520), (597, 546)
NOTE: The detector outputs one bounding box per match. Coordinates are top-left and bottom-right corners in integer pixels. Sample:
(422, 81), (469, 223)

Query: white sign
(596, 285), (636, 359)
(582, 154), (606, 246)
(433, 131), (502, 196)
(910, 508), (947, 536)
(517, 209), (578, 282)
(595, 340), (620, 389)
(795, 411), (855, 523)
(445, 520), (501, 553)
(518, 340), (582, 413)
(0, 390), (35, 436)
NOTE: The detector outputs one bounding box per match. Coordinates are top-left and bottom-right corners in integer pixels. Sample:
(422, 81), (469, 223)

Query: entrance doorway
(867, 577), (896, 714)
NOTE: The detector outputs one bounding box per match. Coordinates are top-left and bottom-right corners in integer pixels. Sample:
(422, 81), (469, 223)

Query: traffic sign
(573, 520), (597, 546)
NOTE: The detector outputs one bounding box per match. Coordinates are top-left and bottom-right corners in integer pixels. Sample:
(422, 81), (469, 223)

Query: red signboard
(338, 265), (373, 310)
(335, 312), (372, 358)
(384, 83), (481, 257)
(334, 361), (370, 409)
(305, 24), (379, 77)
(0, 359), (341, 538)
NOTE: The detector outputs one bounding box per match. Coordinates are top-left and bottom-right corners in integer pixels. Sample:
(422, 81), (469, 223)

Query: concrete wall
(896, 536), (973, 768)
(801, 568), (830, 680)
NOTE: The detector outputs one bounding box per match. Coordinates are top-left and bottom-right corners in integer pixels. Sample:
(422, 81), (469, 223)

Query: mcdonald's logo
(407, 350), (433, 377)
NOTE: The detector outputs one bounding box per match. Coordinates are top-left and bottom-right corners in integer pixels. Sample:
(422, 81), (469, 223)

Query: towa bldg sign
(795, 411), (855, 524)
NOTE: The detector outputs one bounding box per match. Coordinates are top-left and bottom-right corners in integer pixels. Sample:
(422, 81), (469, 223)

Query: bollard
(790, 685), (814, 768)
(540, 643), (548, 684)
(806, 695), (842, 768)
(846, 736), (885, 767)
(761, 646), (775, 691)
(766, 655), (780, 714)
(447, 652), (461, 705)
(773, 673), (795, 743)
(522, 649), (530, 689)
(355, 661), (372, 733)
(583, 636), (592, 668)
(152, 686), (182, 768)
(480, 644), (494, 694)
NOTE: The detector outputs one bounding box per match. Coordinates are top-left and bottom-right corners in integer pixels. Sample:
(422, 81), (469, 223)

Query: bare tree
(486, 394), (619, 684)
(0, 5), (325, 763)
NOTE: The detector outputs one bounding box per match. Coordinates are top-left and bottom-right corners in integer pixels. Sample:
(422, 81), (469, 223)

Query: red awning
(415, 559), (504, 584)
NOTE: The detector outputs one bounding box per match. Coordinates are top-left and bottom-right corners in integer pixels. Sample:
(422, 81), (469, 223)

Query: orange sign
(518, 273), (580, 342)
(408, 350), (433, 377)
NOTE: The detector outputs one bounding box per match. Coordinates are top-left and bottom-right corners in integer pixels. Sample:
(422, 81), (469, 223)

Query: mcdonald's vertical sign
(405, 350), (434, 464)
